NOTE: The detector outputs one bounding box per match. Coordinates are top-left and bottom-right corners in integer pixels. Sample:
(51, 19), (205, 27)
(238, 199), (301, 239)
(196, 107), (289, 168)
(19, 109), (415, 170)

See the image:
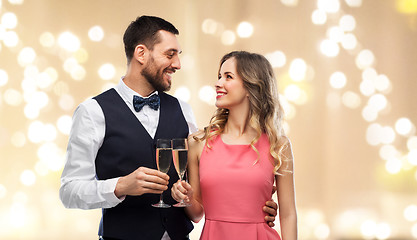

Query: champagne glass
(152, 139), (172, 208)
(172, 138), (191, 207)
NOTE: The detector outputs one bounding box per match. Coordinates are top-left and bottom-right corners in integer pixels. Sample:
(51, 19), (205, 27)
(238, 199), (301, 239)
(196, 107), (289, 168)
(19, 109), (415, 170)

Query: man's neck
(123, 73), (155, 97)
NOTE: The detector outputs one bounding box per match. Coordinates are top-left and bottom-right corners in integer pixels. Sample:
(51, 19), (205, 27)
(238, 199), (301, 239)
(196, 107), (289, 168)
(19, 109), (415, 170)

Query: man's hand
(263, 185), (278, 227)
(263, 200), (278, 227)
(114, 167), (169, 198)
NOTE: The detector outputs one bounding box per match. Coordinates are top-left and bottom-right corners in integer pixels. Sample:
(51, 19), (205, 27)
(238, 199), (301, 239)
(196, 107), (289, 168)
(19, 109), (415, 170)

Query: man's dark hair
(123, 15), (179, 64)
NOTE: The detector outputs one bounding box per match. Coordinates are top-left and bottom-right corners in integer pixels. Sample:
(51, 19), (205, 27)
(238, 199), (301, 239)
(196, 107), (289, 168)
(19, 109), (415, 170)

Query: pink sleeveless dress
(199, 134), (281, 240)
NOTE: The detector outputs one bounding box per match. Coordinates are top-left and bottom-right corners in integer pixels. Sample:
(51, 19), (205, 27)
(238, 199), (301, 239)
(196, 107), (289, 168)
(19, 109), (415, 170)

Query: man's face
(142, 30), (182, 92)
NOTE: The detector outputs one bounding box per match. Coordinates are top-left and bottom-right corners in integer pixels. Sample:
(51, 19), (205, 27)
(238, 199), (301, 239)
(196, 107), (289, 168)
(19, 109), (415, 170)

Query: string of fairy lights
(0, 0), (416, 239)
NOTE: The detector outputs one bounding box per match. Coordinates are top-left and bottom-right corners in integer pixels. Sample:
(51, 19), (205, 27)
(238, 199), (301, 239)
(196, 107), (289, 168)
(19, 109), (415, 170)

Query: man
(59, 15), (277, 240)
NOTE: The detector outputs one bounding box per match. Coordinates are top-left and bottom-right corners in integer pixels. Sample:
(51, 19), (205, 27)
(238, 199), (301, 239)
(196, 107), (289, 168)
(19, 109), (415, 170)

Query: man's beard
(142, 57), (171, 92)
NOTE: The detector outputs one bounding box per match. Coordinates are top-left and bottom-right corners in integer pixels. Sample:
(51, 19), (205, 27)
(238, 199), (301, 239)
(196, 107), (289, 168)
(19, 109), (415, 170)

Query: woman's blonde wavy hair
(196, 51), (290, 174)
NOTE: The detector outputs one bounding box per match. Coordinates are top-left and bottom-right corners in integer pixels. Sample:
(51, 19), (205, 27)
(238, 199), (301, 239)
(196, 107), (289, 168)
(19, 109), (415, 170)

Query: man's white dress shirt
(59, 79), (198, 239)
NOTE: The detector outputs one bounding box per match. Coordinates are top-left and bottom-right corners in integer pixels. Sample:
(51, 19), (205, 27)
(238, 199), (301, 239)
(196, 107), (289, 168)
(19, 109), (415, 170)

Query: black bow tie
(133, 94), (160, 112)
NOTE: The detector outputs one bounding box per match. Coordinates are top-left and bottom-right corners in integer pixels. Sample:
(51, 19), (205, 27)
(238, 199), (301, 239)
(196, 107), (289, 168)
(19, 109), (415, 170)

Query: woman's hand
(171, 180), (194, 203)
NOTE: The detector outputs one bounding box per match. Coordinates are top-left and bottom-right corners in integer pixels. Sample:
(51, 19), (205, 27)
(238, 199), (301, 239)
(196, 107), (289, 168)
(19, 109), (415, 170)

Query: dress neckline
(219, 134), (267, 147)
(219, 135), (251, 146)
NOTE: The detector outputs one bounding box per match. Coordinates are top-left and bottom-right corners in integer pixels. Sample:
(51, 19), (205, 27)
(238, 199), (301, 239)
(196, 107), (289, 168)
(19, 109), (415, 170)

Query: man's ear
(134, 44), (147, 64)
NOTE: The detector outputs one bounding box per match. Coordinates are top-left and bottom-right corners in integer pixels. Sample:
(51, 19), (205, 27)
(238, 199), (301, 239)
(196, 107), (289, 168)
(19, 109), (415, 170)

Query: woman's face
(215, 57), (249, 109)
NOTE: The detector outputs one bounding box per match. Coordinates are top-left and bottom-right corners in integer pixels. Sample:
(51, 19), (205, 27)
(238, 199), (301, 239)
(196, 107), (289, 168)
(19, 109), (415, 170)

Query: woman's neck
(223, 108), (257, 143)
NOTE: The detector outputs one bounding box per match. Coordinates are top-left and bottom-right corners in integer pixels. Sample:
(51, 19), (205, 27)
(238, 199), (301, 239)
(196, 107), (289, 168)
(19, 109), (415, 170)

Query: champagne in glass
(152, 139), (172, 208)
(157, 148), (172, 174)
(172, 138), (191, 207)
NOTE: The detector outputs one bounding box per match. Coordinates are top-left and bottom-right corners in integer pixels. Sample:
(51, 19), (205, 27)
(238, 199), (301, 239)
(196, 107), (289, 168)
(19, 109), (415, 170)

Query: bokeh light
(366, 123), (396, 146)
(379, 144), (399, 161)
(221, 30), (236, 45)
(395, 117), (414, 136)
(3, 30), (19, 47)
(356, 49), (375, 69)
(327, 26), (344, 42)
(407, 136), (417, 150)
(24, 104), (40, 119)
(404, 204), (417, 221)
(361, 219), (377, 239)
(284, 84), (308, 105)
(9, 202), (27, 228)
(396, 0), (417, 14)
(4, 88), (23, 106)
(320, 39), (340, 57)
(312, 9), (327, 25)
(329, 71), (347, 89)
(317, 0), (341, 13)
(375, 223), (391, 240)
(345, 0), (363, 7)
(360, 80), (376, 97)
(375, 74), (391, 93)
(236, 21), (253, 38)
(367, 94), (387, 112)
(20, 170), (36, 186)
(314, 223), (330, 239)
(24, 91), (49, 110)
(58, 94), (75, 111)
(88, 25), (104, 42)
(289, 58), (307, 81)
(58, 31), (81, 52)
(1, 12), (18, 29)
(70, 65), (86, 81)
(17, 47), (36, 66)
(341, 33), (358, 50)
(174, 86), (191, 102)
(0, 69), (8, 86)
(265, 51), (286, 68)
(37, 142), (65, 172)
(28, 121), (48, 143)
(339, 14), (356, 32)
(8, 0), (24, 4)
(342, 91), (361, 109)
(57, 115), (72, 135)
(280, 0), (299, 7)
(412, 223), (417, 238)
(39, 32), (55, 48)
(198, 85), (216, 104)
(180, 54), (195, 70)
(74, 48), (89, 63)
(98, 63), (116, 81)
(202, 18), (219, 35)
(386, 157), (402, 174)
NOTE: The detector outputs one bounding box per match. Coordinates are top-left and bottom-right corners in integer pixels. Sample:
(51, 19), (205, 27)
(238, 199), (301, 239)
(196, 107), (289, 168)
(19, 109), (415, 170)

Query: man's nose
(171, 56), (181, 70)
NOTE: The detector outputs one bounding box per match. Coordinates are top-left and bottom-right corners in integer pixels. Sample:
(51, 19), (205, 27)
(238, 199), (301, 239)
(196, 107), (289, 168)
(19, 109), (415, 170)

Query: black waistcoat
(94, 89), (193, 240)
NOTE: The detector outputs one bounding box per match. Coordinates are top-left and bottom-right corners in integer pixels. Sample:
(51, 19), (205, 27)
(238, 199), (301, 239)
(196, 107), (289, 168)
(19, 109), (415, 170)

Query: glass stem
(159, 192), (164, 203)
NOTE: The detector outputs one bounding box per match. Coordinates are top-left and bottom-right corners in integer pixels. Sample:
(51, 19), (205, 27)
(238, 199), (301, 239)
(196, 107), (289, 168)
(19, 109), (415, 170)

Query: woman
(172, 51), (297, 240)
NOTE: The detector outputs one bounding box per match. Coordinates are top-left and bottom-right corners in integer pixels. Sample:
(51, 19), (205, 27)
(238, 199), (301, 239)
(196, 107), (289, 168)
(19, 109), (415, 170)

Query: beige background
(0, 0), (416, 239)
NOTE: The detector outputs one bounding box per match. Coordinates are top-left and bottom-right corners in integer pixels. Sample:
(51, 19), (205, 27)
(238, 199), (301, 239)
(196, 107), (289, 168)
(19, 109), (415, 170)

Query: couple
(59, 15), (297, 240)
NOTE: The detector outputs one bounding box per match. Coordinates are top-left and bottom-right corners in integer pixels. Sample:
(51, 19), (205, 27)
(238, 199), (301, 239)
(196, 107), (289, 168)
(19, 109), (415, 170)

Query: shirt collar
(116, 77), (159, 105)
